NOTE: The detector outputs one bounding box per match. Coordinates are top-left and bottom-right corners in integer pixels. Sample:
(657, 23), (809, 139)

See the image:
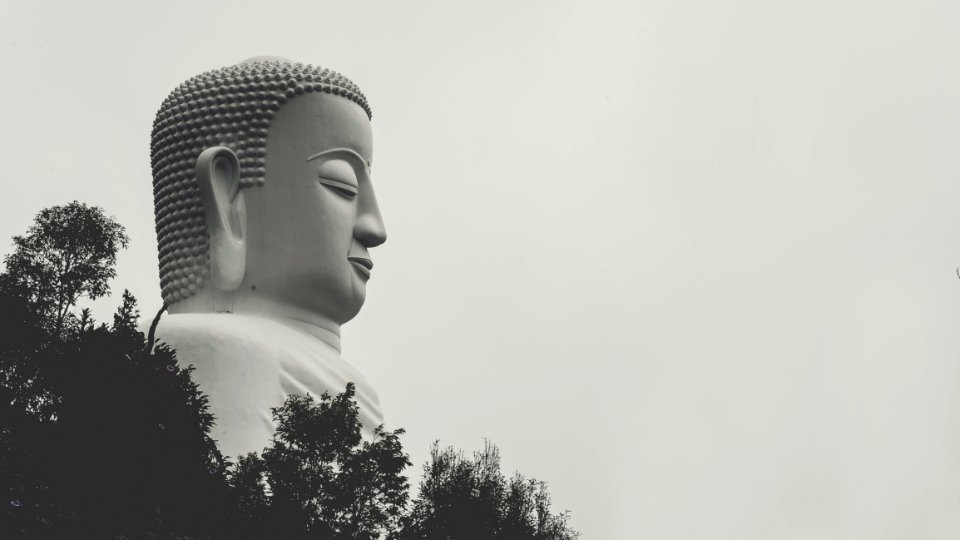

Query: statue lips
(348, 256), (373, 279)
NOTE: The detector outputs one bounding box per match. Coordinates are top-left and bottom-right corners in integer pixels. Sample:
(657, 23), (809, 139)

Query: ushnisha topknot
(150, 57), (372, 305)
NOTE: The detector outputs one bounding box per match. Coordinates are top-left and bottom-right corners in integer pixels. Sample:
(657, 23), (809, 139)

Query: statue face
(242, 91), (385, 325)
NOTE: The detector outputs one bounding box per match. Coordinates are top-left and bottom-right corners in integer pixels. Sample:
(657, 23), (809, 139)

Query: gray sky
(2, 1), (959, 538)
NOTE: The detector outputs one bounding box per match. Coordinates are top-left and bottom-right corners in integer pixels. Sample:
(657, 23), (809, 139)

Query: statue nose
(354, 189), (386, 248)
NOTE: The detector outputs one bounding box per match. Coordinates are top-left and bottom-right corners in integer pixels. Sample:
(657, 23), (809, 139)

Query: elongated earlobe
(196, 146), (247, 291)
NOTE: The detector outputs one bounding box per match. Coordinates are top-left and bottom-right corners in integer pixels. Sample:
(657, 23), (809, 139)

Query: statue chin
(149, 312), (383, 459)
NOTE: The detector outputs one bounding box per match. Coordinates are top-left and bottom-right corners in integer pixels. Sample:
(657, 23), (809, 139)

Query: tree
(0, 284), (51, 418)
(0, 204), (227, 538)
(228, 384), (411, 540)
(110, 289), (141, 349)
(1, 306), (232, 539)
(0, 202), (128, 421)
(1, 201), (128, 333)
(393, 442), (579, 540)
(111, 289), (138, 332)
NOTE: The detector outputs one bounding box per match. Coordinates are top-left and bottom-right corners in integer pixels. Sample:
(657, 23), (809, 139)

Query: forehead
(266, 92), (373, 165)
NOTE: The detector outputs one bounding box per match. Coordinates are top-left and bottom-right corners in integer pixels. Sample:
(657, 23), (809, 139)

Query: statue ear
(196, 146), (247, 291)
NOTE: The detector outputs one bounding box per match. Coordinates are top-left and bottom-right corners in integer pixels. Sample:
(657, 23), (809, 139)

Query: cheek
(314, 198), (357, 245)
(259, 184), (357, 263)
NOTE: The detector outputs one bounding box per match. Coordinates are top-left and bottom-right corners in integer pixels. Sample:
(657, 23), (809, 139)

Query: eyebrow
(305, 148), (372, 172)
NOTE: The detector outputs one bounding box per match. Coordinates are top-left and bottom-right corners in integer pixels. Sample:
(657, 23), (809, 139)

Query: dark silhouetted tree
(228, 384), (411, 540)
(0, 284), (51, 418)
(393, 442), (579, 540)
(110, 289), (141, 350)
(1, 306), (231, 539)
(1, 201), (128, 333)
(0, 204), (227, 539)
(111, 289), (139, 333)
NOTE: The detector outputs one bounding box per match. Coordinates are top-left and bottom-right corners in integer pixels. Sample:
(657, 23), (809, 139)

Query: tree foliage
(228, 385), (411, 540)
(0, 204), (226, 538)
(393, 442), (579, 540)
(0, 290), (229, 539)
(1, 201), (128, 333)
(111, 289), (139, 336)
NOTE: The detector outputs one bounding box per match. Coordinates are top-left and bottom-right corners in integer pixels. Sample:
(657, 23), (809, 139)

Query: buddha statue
(149, 57), (386, 459)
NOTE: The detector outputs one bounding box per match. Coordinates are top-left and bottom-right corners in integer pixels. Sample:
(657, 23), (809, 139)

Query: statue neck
(169, 289), (343, 353)
(282, 318), (342, 353)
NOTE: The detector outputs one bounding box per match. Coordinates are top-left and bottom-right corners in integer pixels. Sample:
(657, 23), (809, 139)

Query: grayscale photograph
(0, 1), (957, 539)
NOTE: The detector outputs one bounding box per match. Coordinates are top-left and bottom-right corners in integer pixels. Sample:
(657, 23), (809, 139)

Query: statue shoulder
(149, 313), (304, 364)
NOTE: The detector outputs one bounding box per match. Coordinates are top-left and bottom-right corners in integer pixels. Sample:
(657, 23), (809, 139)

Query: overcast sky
(2, 1), (960, 538)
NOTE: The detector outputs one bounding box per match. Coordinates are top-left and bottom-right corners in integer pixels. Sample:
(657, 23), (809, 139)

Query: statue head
(151, 58), (386, 335)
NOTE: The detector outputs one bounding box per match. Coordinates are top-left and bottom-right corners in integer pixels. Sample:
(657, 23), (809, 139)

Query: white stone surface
(152, 313), (383, 460)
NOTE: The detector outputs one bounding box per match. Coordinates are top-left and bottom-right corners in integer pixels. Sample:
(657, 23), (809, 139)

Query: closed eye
(319, 177), (358, 199)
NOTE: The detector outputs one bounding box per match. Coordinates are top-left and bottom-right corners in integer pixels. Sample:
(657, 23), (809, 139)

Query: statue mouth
(348, 256), (373, 278)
